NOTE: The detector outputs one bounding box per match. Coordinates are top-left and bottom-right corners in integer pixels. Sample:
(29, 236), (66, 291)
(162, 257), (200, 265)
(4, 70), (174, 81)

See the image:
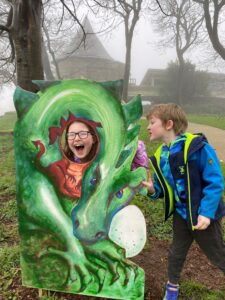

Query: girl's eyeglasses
(66, 131), (92, 140)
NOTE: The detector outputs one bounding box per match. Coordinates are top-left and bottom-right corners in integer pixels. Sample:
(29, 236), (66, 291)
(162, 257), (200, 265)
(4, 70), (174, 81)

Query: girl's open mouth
(74, 144), (85, 153)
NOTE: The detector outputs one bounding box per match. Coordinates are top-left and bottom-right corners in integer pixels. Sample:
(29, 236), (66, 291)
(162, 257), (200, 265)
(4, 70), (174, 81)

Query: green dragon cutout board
(13, 79), (147, 299)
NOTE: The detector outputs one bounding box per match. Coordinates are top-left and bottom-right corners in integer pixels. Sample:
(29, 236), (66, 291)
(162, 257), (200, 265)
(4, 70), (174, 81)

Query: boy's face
(147, 115), (167, 141)
(67, 121), (95, 162)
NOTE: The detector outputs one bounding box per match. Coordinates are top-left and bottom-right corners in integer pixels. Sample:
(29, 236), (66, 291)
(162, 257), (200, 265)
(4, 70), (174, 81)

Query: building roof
(58, 17), (113, 62)
(140, 68), (166, 86)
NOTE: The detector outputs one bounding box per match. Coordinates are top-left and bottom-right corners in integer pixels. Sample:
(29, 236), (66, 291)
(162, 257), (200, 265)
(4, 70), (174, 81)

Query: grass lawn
(188, 114), (225, 130)
(0, 112), (17, 132)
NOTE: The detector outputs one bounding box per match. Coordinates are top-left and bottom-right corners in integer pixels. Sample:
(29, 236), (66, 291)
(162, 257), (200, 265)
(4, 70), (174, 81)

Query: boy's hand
(142, 177), (155, 195)
(194, 215), (211, 230)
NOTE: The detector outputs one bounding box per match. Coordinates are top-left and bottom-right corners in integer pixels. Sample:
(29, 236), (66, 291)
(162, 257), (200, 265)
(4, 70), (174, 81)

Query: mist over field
(0, 83), (15, 116)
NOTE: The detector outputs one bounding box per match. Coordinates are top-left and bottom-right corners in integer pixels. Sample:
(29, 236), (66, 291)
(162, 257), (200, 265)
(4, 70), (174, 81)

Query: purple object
(131, 140), (149, 170)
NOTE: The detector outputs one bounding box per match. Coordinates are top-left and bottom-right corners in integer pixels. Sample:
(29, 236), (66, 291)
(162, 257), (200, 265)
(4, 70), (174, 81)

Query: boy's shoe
(163, 282), (179, 300)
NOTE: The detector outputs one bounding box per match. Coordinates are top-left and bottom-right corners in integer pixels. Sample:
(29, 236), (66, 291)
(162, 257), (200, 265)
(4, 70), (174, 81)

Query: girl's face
(67, 122), (95, 162)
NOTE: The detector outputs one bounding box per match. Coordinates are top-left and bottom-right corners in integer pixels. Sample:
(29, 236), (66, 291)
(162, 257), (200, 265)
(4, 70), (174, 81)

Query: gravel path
(188, 122), (225, 162)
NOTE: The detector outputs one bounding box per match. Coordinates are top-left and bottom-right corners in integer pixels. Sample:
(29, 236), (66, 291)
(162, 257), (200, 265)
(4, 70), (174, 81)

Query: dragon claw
(37, 246), (105, 291)
(83, 240), (139, 288)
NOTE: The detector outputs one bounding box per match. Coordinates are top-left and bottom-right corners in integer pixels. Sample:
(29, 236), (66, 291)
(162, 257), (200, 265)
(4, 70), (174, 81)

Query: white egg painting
(109, 205), (146, 258)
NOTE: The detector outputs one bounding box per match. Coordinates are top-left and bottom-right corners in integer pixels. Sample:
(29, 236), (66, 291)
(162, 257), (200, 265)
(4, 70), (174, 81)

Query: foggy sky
(99, 17), (225, 83)
(0, 84), (15, 116)
(99, 18), (177, 84)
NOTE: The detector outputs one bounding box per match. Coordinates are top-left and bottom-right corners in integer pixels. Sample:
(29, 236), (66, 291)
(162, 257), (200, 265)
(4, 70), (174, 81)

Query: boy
(142, 103), (225, 300)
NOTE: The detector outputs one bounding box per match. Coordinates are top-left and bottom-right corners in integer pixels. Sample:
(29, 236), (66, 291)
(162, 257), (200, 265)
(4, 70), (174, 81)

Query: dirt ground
(13, 238), (225, 299)
(134, 239), (225, 299)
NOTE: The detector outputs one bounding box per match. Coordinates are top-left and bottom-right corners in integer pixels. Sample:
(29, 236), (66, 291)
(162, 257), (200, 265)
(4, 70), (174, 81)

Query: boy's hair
(147, 103), (188, 135)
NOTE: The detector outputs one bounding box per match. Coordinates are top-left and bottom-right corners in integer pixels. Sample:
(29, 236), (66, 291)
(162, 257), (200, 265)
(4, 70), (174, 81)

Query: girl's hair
(63, 121), (98, 162)
(147, 103), (188, 135)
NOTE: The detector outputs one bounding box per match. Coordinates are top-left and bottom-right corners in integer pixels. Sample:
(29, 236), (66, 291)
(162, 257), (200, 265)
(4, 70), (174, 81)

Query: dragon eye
(90, 178), (97, 186)
(116, 190), (123, 199)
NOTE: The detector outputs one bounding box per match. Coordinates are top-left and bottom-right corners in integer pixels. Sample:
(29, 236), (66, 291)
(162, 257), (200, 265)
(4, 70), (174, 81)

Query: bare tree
(0, 0), (84, 92)
(0, 3), (15, 84)
(0, 1), (44, 92)
(86, 0), (145, 101)
(194, 0), (225, 60)
(150, 0), (204, 104)
(42, 30), (56, 81)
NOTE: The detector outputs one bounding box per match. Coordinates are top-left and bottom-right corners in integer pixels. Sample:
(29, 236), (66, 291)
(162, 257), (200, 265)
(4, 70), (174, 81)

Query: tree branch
(0, 24), (10, 33)
(218, 0), (225, 8)
(59, 0), (86, 44)
(193, 0), (204, 4)
(154, 0), (173, 17)
(202, 0), (225, 59)
(43, 24), (61, 79)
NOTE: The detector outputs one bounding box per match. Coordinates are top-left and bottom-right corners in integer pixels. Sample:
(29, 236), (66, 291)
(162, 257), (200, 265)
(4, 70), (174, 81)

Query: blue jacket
(149, 132), (225, 230)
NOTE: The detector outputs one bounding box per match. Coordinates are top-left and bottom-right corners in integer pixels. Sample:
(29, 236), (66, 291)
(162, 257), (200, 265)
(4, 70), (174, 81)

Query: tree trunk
(42, 42), (55, 80)
(203, 0), (225, 61)
(12, 0), (44, 92)
(122, 9), (138, 102)
(123, 33), (132, 102)
(43, 23), (62, 80)
(176, 48), (185, 105)
(177, 63), (184, 105)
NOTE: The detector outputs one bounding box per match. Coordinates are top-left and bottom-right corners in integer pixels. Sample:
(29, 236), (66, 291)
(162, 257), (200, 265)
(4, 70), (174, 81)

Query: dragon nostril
(74, 219), (80, 229)
(95, 231), (104, 239)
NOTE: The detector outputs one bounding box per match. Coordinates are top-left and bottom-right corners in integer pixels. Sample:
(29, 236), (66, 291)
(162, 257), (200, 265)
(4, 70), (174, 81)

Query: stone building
(56, 18), (125, 82)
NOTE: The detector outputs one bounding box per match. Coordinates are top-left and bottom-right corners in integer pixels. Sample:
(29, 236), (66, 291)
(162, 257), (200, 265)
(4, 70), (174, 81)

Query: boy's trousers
(168, 212), (225, 283)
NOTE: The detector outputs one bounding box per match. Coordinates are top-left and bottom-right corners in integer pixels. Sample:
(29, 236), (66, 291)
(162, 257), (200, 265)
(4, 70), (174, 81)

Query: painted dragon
(13, 79), (147, 299)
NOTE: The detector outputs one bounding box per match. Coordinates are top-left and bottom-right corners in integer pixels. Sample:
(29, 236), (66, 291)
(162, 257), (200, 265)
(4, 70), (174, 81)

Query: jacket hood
(187, 133), (208, 158)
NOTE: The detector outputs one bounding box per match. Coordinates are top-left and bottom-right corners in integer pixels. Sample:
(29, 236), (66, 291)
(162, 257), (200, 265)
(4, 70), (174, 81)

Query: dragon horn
(13, 86), (39, 118)
(115, 149), (132, 168)
(99, 79), (123, 101)
(125, 124), (140, 145)
(122, 94), (143, 126)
